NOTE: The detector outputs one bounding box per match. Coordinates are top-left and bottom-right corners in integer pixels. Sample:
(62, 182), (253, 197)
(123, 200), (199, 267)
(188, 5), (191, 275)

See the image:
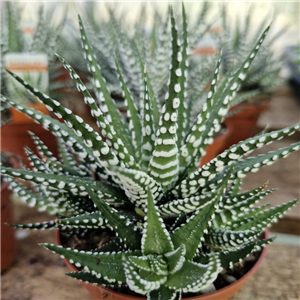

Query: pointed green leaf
(56, 212), (108, 229)
(140, 65), (156, 170)
(1, 166), (123, 201)
(205, 228), (260, 250)
(176, 2), (189, 148)
(56, 53), (138, 170)
(230, 199), (299, 232)
(199, 123), (300, 181)
(148, 8), (181, 190)
(2, 73), (119, 168)
(158, 192), (215, 218)
(43, 244), (137, 283)
(195, 237), (275, 268)
(128, 256), (152, 272)
(66, 271), (123, 288)
(142, 190), (174, 255)
(164, 244), (186, 274)
(0, 94), (96, 166)
(180, 25), (271, 174)
(114, 56), (142, 159)
(9, 220), (58, 230)
(5, 176), (70, 215)
(171, 167), (232, 259)
(78, 15), (134, 157)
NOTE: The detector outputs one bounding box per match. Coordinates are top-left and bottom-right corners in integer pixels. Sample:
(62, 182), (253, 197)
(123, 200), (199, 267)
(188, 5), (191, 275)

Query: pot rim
(55, 228), (269, 299)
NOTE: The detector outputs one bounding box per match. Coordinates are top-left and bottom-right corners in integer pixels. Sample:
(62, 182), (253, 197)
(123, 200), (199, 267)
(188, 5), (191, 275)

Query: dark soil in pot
(59, 227), (265, 298)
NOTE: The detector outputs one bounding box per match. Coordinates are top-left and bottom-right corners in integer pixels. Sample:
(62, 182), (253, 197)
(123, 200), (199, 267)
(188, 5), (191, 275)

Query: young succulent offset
(1, 6), (300, 300)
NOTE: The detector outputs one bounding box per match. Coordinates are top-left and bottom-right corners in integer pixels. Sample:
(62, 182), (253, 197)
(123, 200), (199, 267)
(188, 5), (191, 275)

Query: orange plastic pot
(10, 103), (49, 123)
(1, 120), (58, 167)
(199, 128), (231, 167)
(219, 100), (270, 153)
(1, 156), (19, 272)
(55, 229), (268, 300)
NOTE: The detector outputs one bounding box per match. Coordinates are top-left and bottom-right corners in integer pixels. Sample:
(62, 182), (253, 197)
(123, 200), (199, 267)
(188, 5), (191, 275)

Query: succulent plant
(0, 2), (67, 104)
(1, 5), (300, 300)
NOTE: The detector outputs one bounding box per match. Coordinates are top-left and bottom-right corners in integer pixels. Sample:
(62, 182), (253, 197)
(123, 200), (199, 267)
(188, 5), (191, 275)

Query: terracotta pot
(10, 103), (49, 123)
(1, 120), (58, 167)
(1, 156), (19, 272)
(219, 100), (270, 153)
(199, 128), (230, 167)
(55, 229), (268, 300)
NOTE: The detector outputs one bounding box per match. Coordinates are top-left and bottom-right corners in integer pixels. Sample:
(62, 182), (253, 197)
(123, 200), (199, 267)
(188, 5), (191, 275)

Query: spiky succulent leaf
(1, 166), (123, 201)
(214, 189), (274, 227)
(229, 199), (299, 232)
(9, 220), (58, 230)
(142, 190), (174, 255)
(43, 243), (139, 283)
(140, 65), (156, 169)
(56, 212), (109, 229)
(148, 8), (181, 190)
(56, 54), (139, 170)
(5, 177), (70, 214)
(171, 190), (220, 260)
(78, 15), (134, 157)
(0, 95), (97, 166)
(176, 2), (189, 147)
(204, 141), (300, 192)
(28, 131), (57, 162)
(164, 245), (186, 274)
(195, 237), (275, 268)
(115, 56), (142, 159)
(200, 123), (300, 183)
(179, 26), (271, 175)
(205, 228), (261, 251)
(66, 271), (123, 288)
(6, 70), (122, 167)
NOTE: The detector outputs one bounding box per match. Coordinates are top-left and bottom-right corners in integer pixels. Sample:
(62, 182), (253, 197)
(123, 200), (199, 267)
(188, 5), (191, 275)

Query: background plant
(0, 2), (67, 110)
(218, 5), (288, 109)
(1, 5), (300, 300)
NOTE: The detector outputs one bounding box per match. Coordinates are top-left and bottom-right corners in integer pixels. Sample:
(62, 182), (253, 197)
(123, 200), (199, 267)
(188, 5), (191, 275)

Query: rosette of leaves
(0, 2), (67, 104)
(1, 6), (300, 300)
(219, 5), (288, 108)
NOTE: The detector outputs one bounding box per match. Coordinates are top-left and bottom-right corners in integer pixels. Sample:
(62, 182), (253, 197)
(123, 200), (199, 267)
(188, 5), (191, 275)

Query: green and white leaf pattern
(1, 4), (299, 300)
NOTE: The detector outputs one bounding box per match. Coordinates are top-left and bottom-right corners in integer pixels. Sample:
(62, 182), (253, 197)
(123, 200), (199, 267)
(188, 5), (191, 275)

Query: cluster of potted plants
(1, 3), (299, 300)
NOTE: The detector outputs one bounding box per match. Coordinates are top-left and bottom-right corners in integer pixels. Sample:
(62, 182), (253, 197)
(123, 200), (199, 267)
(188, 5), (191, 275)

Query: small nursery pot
(1, 120), (58, 167)
(219, 99), (270, 153)
(1, 156), (19, 272)
(55, 229), (268, 300)
(10, 103), (49, 123)
(199, 128), (230, 167)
